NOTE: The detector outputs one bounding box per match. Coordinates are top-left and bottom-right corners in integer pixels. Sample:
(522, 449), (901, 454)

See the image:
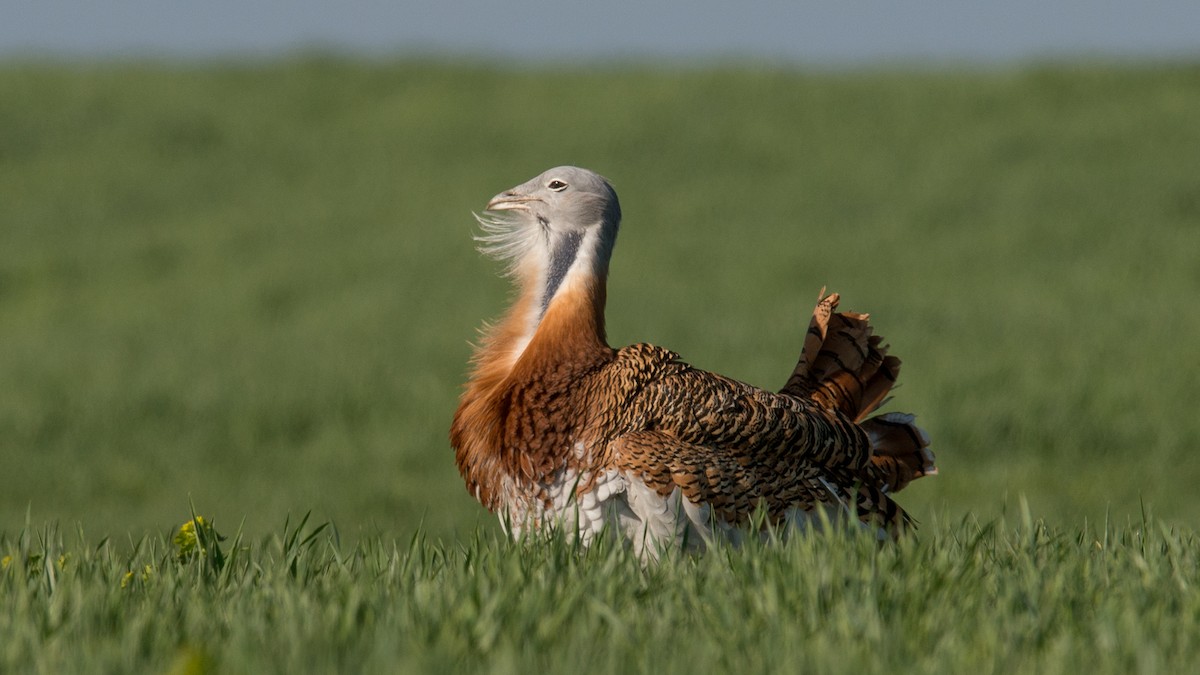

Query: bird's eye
(547, 180), (568, 192)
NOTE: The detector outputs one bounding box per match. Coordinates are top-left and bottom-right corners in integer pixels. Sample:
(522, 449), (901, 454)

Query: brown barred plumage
(450, 166), (936, 556)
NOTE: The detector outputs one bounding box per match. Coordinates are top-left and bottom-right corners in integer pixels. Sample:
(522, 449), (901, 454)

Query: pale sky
(2, 0), (1198, 63)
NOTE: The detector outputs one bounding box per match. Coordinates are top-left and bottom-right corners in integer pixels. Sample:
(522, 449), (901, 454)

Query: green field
(2, 59), (1200, 672)
(5, 514), (1199, 673)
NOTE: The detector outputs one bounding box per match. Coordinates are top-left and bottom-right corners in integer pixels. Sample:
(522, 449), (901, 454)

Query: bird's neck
(523, 268), (611, 366)
(506, 258), (612, 376)
(461, 247), (613, 400)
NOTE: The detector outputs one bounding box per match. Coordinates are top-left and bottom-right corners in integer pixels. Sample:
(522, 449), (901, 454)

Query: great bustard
(450, 166), (935, 557)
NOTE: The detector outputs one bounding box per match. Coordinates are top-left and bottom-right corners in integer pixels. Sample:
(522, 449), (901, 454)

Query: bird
(450, 166), (936, 558)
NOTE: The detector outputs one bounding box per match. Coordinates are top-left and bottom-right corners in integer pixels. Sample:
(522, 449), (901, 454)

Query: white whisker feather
(473, 211), (542, 273)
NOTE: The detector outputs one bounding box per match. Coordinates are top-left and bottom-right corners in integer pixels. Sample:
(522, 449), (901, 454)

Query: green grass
(4, 513), (1199, 674)
(2, 58), (1200, 671)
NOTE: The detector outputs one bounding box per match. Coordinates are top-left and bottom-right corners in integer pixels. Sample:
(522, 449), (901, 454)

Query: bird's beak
(486, 191), (538, 212)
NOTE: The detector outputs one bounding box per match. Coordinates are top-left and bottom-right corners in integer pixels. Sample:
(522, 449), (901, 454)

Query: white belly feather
(500, 464), (880, 561)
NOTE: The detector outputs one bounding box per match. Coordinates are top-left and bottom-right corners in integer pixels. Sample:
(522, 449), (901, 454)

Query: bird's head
(484, 166), (621, 232)
(475, 166), (621, 306)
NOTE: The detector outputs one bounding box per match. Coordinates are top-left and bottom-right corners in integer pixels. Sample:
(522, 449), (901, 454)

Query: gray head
(485, 166), (621, 233)
(475, 166), (622, 289)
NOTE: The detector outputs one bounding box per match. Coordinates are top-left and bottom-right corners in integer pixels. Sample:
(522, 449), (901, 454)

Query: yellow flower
(167, 646), (212, 675)
(1, 555), (11, 570)
(174, 516), (224, 569)
(174, 516), (209, 560)
(122, 564), (153, 589)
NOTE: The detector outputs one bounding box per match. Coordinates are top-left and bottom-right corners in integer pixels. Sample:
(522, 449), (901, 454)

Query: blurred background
(2, 1), (1198, 541)
(4, 0), (1200, 63)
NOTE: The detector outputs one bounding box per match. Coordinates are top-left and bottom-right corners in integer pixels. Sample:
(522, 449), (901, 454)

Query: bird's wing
(620, 359), (873, 473)
(607, 421), (913, 534)
(595, 345), (884, 525)
(608, 429), (843, 526)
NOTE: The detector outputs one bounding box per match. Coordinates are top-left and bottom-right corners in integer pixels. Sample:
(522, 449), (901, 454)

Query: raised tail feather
(783, 290), (937, 496)
(781, 289), (898, 422)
